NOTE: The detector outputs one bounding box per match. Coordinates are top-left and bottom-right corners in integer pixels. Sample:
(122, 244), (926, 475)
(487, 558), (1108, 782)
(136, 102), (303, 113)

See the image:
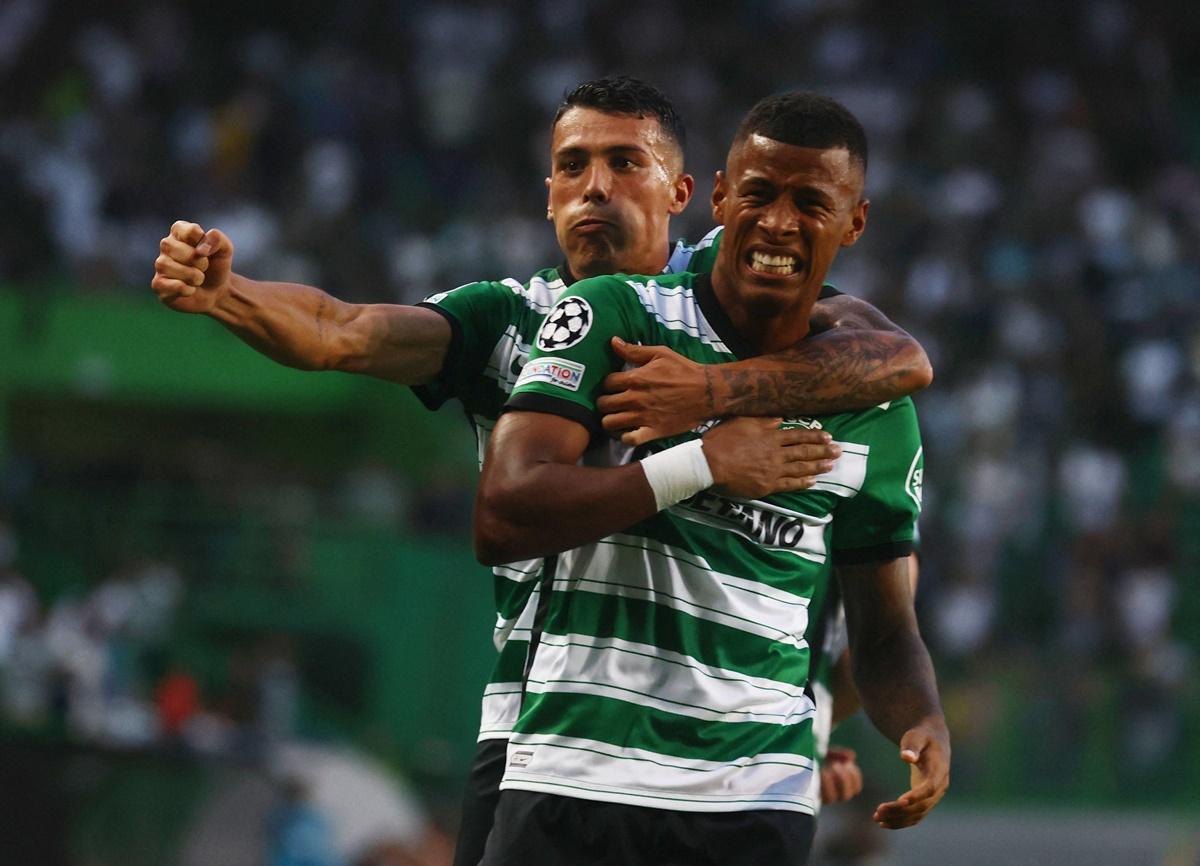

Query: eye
(559, 159), (584, 174)
(611, 156), (635, 170)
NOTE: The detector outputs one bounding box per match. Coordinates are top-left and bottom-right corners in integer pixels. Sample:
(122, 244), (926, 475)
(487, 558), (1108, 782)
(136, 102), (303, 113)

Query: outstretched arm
(598, 293), (931, 445)
(474, 411), (841, 565)
(839, 556), (948, 829)
(152, 221), (450, 384)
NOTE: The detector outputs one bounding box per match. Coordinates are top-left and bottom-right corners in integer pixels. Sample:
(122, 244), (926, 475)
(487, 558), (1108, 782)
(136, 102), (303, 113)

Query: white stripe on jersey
(809, 441), (869, 496)
(502, 275), (566, 314)
(528, 632), (815, 725)
(624, 279), (732, 352)
(479, 682), (523, 741)
(555, 534), (810, 648)
(671, 496), (833, 563)
(502, 736), (817, 813)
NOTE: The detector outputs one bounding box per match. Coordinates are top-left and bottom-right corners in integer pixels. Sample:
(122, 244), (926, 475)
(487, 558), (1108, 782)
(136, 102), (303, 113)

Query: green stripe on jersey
(540, 586), (810, 686)
(513, 691), (815, 764)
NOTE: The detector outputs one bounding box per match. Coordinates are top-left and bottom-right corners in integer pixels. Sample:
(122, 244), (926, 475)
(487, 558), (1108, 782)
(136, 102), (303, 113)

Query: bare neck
(709, 263), (821, 355)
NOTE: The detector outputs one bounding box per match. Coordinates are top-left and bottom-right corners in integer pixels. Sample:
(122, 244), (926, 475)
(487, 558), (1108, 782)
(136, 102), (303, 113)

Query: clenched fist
(150, 221), (235, 314)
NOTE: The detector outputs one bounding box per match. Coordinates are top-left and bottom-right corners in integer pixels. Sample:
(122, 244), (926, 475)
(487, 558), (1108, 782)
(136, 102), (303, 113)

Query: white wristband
(640, 439), (715, 511)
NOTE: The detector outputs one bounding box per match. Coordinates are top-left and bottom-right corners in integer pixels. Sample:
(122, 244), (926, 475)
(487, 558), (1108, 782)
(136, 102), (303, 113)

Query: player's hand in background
(700, 416), (840, 499)
(598, 337), (710, 445)
(820, 746), (864, 804)
(151, 221), (235, 314)
(872, 722), (950, 829)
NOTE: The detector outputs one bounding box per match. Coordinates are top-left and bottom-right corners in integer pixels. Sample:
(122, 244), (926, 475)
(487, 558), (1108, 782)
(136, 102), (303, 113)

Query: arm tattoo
(716, 331), (923, 416)
(315, 295), (327, 343)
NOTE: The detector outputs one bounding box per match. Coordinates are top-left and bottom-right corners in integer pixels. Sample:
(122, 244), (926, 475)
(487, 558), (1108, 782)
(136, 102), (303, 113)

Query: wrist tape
(640, 439), (715, 511)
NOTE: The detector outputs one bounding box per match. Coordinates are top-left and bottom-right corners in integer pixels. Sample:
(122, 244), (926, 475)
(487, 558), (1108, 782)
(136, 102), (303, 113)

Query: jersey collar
(558, 245), (676, 288)
(692, 272), (758, 360)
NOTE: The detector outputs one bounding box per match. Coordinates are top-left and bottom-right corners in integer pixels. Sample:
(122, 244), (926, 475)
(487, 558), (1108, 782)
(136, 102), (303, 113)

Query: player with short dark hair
(151, 78), (934, 865)
(474, 90), (949, 865)
(734, 90), (868, 168)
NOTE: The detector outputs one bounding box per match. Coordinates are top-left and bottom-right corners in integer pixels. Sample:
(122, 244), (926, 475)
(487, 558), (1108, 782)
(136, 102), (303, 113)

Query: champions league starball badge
(537, 297), (593, 351)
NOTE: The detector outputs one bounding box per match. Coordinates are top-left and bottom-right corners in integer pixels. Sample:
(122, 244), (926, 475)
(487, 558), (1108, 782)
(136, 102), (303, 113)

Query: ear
(669, 173), (695, 216)
(841, 198), (869, 247)
(710, 170), (727, 225)
(545, 176), (553, 221)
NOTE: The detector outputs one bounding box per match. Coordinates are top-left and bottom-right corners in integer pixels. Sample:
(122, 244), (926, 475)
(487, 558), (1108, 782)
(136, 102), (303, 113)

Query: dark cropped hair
(554, 76), (686, 153)
(734, 91), (867, 171)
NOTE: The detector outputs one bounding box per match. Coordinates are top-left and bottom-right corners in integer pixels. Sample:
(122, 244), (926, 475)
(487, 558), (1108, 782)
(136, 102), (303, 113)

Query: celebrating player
(473, 91), (949, 864)
(151, 78), (933, 864)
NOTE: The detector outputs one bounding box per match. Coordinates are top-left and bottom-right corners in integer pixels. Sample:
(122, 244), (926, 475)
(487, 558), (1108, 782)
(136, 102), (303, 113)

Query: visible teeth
(750, 251), (796, 274)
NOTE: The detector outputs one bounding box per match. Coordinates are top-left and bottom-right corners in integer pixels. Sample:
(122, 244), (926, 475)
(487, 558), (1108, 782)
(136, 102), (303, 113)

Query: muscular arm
(474, 412), (658, 565)
(598, 294), (932, 446)
(712, 293), (931, 416)
(839, 556), (949, 828)
(152, 221), (451, 384)
(474, 411), (839, 566)
(209, 274), (450, 384)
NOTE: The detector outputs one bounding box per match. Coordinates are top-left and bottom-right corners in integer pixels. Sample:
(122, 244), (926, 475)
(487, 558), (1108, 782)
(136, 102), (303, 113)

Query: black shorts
(478, 789), (816, 866)
(453, 738), (509, 866)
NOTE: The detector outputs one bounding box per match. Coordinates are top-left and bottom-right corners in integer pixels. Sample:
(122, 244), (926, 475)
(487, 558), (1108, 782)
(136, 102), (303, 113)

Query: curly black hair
(735, 92), (867, 170)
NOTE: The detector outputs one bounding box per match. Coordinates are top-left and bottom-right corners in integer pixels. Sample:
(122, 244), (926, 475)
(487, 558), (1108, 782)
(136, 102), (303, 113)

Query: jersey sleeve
(504, 276), (644, 437)
(830, 398), (923, 564)
(410, 281), (519, 410)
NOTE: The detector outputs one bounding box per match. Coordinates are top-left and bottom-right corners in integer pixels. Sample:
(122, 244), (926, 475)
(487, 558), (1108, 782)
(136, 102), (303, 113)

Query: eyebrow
(554, 144), (652, 159)
(739, 175), (836, 205)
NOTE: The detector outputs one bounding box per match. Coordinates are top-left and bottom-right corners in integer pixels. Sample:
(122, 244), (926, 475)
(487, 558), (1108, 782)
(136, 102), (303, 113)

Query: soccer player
(473, 91), (949, 865)
(150, 78), (933, 864)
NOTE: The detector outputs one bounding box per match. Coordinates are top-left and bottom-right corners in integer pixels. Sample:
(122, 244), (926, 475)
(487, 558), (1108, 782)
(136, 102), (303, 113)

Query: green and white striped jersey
(411, 230), (723, 742)
(502, 270), (922, 813)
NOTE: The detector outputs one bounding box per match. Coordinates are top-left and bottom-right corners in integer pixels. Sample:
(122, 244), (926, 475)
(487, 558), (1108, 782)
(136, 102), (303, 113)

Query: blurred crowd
(0, 512), (452, 866)
(2, 0), (1199, 817)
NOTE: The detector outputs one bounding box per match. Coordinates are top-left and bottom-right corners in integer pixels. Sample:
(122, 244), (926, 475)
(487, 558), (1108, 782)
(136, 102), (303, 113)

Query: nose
(582, 163), (613, 204)
(758, 197), (800, 239)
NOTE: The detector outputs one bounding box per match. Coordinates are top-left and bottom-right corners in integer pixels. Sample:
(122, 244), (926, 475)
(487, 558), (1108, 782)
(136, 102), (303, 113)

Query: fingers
(154, 251), (206, 287)
(170, 220), (205, 244)
(874, 730), (950, 829)
(777, 434), (840, 478)
(777, 428), (835, 447)
(610, 336), (663, 364)
(819, 750), (863, 803)
(196, 227), (233, 259)
(596, 391), (636, 414)
(620, 428), (656, 447)
(873, 779), (938, 828)
(780, 440), (841, 463)
(599, 411), (648, 437)
(150, 273), (196, 300)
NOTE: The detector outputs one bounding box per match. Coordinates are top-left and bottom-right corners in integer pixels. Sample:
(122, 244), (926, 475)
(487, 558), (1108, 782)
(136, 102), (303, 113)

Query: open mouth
(748, 250), (799, 276)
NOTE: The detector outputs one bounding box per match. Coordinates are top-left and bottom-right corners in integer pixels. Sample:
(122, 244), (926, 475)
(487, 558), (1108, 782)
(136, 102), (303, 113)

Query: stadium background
(1, 0), (1198, 863)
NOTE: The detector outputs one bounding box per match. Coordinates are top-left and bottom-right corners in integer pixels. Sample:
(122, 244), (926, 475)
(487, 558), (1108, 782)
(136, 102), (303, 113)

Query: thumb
(899, 730), (927, 765)
(197, 228), (233, 259)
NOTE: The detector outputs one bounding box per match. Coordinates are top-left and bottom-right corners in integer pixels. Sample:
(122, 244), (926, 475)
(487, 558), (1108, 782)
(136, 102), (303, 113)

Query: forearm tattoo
(717, 332), (922, 416)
